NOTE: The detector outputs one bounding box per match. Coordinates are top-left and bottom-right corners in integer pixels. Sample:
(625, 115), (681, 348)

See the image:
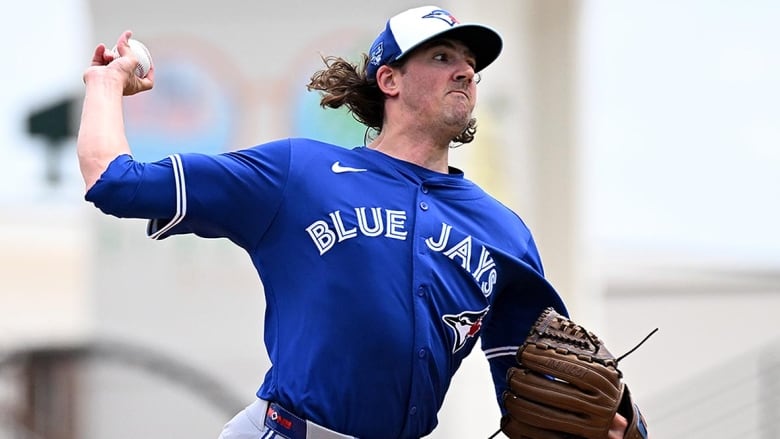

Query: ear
(375, 65), (400, 97)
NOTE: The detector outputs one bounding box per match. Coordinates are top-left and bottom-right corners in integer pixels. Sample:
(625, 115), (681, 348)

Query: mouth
(448, 90), (470, 100)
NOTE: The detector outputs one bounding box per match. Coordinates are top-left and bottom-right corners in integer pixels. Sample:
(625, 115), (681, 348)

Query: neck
(367, 122), (455, 174)
(369, 135), (450, 173)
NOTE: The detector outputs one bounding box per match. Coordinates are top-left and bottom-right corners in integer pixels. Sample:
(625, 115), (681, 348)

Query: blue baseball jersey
(86, 138), (567, 439)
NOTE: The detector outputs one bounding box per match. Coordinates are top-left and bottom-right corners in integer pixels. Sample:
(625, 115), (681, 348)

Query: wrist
(83, 68), (126, 93)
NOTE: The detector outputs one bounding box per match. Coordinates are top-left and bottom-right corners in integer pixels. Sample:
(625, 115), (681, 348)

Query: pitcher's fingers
(91, 44), (110, 66)
(114, 30), (134, 57)
(144, 62), (155, 82)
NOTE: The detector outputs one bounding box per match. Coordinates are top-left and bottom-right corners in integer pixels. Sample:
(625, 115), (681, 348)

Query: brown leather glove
(500, 307), (649, 439)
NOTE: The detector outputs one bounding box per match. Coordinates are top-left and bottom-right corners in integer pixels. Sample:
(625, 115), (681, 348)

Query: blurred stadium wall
(1, 0), (779, 438)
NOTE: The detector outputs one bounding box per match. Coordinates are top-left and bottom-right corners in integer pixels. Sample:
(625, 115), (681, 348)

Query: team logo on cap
(370, 42), (384, 66)
(443, 307), (490, 353)
(422, 9), (460, 27)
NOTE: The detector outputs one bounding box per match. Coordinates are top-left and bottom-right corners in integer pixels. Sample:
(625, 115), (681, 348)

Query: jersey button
(419, 201), (429, 211)
(416, 286), (426, 297)
(421, 185), (429, 194)
(409, 406), (418, 416)
(418, 348), (427, 358)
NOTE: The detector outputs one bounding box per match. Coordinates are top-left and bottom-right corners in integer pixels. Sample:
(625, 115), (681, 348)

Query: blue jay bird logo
(443, 307), (490, 353)
(370, 42), (384, 66)
(422, 9), (460, 27)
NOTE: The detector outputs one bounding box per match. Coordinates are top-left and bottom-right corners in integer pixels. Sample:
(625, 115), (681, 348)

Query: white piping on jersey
(484, 345), (521, 360)
(149, 154), (187, 240)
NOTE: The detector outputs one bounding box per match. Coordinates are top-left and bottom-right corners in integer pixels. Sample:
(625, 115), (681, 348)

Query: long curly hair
(306, 54), (477, 145)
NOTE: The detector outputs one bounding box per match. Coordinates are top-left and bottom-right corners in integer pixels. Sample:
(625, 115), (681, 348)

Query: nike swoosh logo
(331, 161), (367, 173)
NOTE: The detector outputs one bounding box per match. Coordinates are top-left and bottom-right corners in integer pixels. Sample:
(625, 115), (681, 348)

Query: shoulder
(236, 138), (369, 181)
(228, 137), (358, 164)
(464, 185), (539, 253)
(243, 137), (359, 158)
(287, 137), (357, 154)
(285, 138), (367, 172)
(468, 184), (531, 230)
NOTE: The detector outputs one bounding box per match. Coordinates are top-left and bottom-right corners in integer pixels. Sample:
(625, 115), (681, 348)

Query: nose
(455, 64), (479, 84)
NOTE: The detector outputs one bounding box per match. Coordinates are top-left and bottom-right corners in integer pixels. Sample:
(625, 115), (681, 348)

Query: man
(78, 5), (631, 439)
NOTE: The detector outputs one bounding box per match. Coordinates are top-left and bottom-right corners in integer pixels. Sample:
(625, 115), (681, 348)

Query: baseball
(111, 38), (153, 78)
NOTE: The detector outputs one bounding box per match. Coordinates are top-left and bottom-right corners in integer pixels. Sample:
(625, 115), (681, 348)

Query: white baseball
(111, 38), (153, 78)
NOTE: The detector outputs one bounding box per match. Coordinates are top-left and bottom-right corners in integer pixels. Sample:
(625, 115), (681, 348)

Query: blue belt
(264, 402), (307, 439)
(261, 400), (355, 439)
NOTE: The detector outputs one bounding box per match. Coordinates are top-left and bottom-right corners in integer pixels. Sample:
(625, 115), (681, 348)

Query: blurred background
(1, 0), (779, 438)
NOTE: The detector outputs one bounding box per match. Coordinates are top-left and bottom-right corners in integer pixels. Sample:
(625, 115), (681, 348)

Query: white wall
(580, 0), (780, 258)
(580, 2), (780, 436)
(579, 0), (780, 385)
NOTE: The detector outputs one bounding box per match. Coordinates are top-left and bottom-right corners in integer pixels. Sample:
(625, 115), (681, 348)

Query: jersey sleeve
(479, 235), (568, 414)
(85, 138), (292, 250)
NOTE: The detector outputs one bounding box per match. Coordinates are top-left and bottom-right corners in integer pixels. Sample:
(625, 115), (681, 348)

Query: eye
(433, 53), (449, 62)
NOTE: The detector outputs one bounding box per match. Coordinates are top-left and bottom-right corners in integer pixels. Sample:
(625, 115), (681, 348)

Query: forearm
(77, 69), (132, 191)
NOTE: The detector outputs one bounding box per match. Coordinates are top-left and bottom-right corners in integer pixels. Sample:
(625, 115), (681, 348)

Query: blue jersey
(86, 138), (566, 439)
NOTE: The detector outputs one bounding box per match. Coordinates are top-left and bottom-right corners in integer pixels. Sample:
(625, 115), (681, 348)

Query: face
(390, 39), (479, 137)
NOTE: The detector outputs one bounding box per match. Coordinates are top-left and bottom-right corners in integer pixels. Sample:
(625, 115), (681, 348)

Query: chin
(442, 106), (469, 122)
(445, 116), (472, 134)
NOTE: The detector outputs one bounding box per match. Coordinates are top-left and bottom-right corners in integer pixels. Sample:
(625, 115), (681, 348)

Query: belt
(252, 398), (356, 439)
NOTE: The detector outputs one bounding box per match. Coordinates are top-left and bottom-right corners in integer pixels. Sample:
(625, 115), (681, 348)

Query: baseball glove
(499, 307), (650, 439)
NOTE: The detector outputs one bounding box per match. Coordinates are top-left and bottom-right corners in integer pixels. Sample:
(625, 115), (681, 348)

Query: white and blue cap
(366, 5), (503, 80)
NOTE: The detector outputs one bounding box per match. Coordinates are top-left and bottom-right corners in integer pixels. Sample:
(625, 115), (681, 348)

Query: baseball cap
(366, 5), (503, 80)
